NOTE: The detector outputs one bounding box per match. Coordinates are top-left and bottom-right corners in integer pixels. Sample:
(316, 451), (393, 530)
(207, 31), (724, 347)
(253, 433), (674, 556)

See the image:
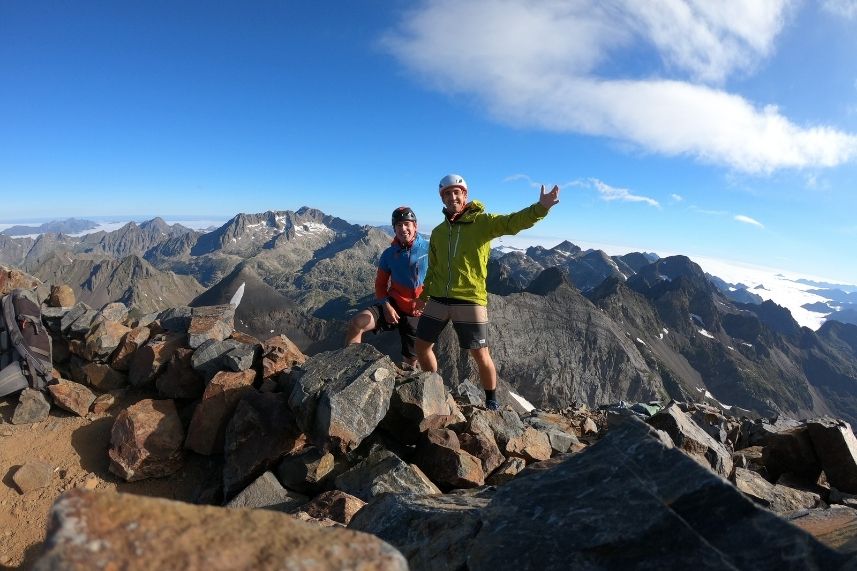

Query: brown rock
(33, 489), (408, 570)
(156, 347), (205, 399)
(303, 490), (367, 525)
(81, 361), (128, 391)
(486, 457), (527, 486)
(230, 331), (261, 346)
(12, 461), (53, 494)
(733, 467), (822, 513)
(506, 426), (552, 463)
(48, 379), (97, 417)
(128, 332), (185, 388)
(188, 305), (235, 349)
(48, 284), (75, 307)
(261, 334), (306, 379)
(110, 326), (151, 371)
(414, 428), (485, 490)
(185, 370), (256, 455)
(0, 267), (40, 296)
(788, 505), (857, 554)
(108, 399), (185, 481)
(459, 431), (506, 475)
(91, 393), (115, 415)
(98, 302), (129, 323)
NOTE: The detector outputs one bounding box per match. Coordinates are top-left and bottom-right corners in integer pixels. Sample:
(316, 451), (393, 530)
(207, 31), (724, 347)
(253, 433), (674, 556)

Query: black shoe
(486, 398), (500, 411)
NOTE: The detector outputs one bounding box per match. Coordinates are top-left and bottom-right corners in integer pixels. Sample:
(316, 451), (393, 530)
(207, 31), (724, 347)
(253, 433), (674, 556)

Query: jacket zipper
(446, 222), (462, 296)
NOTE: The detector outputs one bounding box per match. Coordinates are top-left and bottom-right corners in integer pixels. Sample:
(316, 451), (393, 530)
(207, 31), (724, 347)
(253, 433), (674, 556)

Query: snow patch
(698, 329), (715, 339)
(508, 390), (535, 412)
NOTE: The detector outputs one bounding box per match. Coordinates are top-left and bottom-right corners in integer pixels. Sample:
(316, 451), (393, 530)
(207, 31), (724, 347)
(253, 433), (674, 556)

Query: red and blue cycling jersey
(374, 234), (428, 316)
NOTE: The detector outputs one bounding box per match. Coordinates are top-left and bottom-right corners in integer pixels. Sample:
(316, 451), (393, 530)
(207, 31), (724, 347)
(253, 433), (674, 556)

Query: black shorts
(367, 302), (418, 359)
(415, 297), (489, 350)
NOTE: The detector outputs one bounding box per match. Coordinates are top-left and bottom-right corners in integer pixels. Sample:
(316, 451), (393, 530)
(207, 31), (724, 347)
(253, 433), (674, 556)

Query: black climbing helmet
(392, 206), (417, 225)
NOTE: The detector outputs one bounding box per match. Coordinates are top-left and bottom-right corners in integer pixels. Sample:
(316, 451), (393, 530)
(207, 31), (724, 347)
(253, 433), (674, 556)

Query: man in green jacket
(415, 174), (560, 410)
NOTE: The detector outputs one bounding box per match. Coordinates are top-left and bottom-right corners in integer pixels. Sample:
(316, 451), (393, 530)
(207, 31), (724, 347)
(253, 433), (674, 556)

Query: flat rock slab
(47, 379), (96, 417)
(225, 471), (308, 513)
(12, 461), (53, 493)
(33, 489), (408, 571)
(466, 417), (848, 570)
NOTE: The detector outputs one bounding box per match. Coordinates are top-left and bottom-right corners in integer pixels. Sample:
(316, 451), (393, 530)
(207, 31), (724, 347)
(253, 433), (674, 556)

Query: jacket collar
(443, 200), (484, 223)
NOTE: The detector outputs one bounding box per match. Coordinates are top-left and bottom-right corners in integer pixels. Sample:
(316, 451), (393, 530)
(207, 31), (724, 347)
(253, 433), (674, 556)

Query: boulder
(414, 428), (485, 490)
(760, 424), (821, 484)
(334, 448), (442, 502)
(223, 391), (306, 498)
(33, 489), (408, 571)
(83, 319), (131, 362)
(303, 490), (367, 526)
(12, 460), (53, 493)
(185, 370), (256, 455)
(47, 379), (96, 417)
(191, 338), (242, 381)
(647, 402), (733, 477)
(187, 304), (235, 349)
(485, 457), (527, 486)
(459, 431), (505, 476)
(733, 467), (823, 513)
(382, 372), (451, 444)
(465, 417), (845, 570)
(97, 302), (129, 324)
(261, 334), (306, 379)
(276, 447), (336, 494)
(349, 492), (489, 571)
(12, 388), (51, 424)
(110, 325), (151, 371)
(81, 362), (128, 391)
(807, 418), (857, 494)
(155, 347), (205, 399)
(59, 302), (89, 333)
(128, 332), (185, 388)
(108, 399), (185, 481)
(225, 471), (308, 512)
(67, 309), (98, 339)
(47, 284), (75, 308)
(290, 344), (396, 453)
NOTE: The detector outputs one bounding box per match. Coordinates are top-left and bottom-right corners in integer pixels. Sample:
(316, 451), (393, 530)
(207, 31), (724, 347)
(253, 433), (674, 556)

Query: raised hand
(539, 184), (560, 210)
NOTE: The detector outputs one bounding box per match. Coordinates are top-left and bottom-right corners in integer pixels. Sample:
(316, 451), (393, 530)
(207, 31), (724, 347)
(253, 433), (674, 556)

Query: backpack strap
(1, 292), (53, 389)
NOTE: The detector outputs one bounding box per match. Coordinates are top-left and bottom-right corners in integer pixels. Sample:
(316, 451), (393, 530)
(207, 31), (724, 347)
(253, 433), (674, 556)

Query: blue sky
(3, 1), (857, 283)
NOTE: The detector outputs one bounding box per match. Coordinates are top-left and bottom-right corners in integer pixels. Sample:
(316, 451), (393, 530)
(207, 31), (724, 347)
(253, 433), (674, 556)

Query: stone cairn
(7, 286), (857, 569)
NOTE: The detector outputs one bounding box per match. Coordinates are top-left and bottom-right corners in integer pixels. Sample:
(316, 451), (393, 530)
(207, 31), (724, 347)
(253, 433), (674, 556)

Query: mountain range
(3, 208), (857, 425)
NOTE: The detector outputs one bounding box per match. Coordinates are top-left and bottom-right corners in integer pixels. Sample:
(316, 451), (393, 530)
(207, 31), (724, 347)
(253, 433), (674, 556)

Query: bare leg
(469, 347), (497, 390)
(344, 310), (376, 346)
(415, 338), (437, 372)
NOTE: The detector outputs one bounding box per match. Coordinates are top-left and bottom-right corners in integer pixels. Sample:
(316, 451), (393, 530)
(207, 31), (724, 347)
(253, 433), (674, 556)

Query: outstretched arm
(539, 184), (560, 210)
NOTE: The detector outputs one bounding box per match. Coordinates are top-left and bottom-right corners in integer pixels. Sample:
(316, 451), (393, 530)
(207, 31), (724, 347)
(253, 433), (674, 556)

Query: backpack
(0, 288), (54, 397)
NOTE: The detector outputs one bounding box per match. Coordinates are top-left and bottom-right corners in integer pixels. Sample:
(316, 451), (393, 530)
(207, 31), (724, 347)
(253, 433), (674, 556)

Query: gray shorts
(415, 297), (489, 350)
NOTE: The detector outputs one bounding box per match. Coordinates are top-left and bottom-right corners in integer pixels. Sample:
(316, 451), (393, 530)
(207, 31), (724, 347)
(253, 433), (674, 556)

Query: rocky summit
(3, 286), (857, 569)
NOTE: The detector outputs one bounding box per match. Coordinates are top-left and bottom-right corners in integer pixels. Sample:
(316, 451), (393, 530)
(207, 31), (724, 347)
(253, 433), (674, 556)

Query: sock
(485, 389), (496, 402)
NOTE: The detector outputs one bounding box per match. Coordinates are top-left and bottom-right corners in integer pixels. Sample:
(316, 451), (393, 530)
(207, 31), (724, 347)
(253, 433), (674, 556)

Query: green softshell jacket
(422, 200), (549, 306)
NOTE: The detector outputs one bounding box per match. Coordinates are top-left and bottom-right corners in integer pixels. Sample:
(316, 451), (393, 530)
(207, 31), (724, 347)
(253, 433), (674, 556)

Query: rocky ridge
(5, 286), (857, 568)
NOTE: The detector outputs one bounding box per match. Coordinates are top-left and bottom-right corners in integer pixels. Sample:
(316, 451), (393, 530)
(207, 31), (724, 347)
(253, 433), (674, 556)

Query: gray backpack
(0, 289), (54, 397)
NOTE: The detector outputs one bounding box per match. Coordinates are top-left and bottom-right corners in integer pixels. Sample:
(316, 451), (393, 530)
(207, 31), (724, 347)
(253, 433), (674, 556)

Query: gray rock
(222, 391), (306, 499)
(349, 492), (489, 571)
(225, 470), (308, 512)
(290, 344), (396, 453)
(807, 418), (857, 494)
(647, 402), (733, 477)
(157, 305), (193, 332)
(382, 371), (451, 445)
(223, 344), (257, 372)
(12, 388), (51, 424)
(455, 379), (483, 406)
(733, 467), (823, 513)
(98, 302), (129, 323)
(276, 447), (335, 494)
(485, 457), (526, 486)
(59, 302), (89, 333)
(466, 417), (845, 570)
(335, 448), (442, 502)
(67, 309), (98, 339)
(191, 338), (241, 381)
(41, 306), (68, 335)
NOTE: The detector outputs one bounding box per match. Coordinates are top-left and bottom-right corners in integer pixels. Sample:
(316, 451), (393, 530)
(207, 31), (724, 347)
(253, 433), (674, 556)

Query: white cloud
(384, 0), (857, 173)
(734, 214), (765, 228)
(671, 193), (684, 201)
(578, 178), (660, 207)
(822, 0), (857, 19)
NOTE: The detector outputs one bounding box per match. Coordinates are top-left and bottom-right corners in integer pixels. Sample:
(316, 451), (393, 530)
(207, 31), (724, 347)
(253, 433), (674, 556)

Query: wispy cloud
(822, 0), (857, 19)
(574, 178), (660, 208)
(384, 0), (857, 173)
(690, 206), (729, 216)
(671, 194), (684, 202)
(735, 214), (765, 228)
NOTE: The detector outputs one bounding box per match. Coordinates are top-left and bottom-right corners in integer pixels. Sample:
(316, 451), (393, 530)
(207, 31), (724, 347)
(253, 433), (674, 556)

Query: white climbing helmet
(438, 174), (467, 195)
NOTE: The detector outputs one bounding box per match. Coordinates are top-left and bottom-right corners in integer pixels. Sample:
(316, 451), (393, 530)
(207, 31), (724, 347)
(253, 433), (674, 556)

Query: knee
(348, 312), (372, 336)
(415, 338), (432, 355)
